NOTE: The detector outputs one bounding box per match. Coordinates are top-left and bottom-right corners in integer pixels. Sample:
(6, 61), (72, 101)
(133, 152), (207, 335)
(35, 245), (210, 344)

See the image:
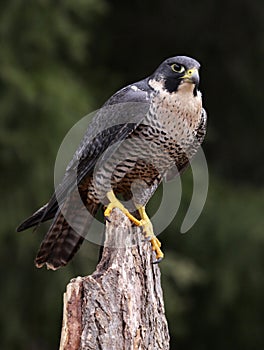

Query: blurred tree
(161, 176), (264, 349)
(0, 0), (107, 349)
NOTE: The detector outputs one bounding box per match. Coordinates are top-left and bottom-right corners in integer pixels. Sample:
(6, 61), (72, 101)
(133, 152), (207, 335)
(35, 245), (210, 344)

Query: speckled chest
(146, 79), (203, 146)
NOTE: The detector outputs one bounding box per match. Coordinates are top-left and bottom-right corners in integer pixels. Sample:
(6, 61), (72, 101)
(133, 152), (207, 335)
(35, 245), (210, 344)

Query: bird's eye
(171, 64), (185, 73)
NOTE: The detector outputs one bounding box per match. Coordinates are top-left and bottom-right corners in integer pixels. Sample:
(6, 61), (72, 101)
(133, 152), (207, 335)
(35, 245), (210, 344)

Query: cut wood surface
(59, 208), (170, 350)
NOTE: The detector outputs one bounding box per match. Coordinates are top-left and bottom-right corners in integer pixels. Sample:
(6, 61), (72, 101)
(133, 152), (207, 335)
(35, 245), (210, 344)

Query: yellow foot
(104, 191), (164, 262)
(138, 207), (164, 263)
(150, 237), (164, 263)
(104, 190), (141, 225)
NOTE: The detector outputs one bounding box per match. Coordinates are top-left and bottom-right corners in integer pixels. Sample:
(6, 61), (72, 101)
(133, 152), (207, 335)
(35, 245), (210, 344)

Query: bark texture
(59, 208), (170, 350)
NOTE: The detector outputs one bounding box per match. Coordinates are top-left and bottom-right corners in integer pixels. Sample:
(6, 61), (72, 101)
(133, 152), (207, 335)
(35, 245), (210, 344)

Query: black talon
(142, 236), (151, 242)
(152, 257), (163, 264)
(104, 216), (111, 223)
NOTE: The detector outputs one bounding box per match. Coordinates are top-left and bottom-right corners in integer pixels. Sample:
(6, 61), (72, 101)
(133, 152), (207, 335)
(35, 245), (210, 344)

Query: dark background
(1, 0), (264, 349)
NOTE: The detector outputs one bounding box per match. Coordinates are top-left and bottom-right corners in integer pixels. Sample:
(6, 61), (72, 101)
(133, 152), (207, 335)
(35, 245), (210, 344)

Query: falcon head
(150, 55), (200, 95)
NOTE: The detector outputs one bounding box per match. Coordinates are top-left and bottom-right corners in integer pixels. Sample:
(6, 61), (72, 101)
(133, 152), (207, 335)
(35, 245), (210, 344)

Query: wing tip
(16, 203), (51, 232)
(16, 221), (30, 232)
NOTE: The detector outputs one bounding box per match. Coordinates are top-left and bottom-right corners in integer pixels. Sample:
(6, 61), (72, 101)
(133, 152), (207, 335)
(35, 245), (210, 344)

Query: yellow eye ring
(171, 64), (185, 73)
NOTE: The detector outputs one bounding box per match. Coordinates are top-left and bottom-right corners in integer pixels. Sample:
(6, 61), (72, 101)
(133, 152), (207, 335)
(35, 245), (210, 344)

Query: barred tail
(35, 190), (100, 270)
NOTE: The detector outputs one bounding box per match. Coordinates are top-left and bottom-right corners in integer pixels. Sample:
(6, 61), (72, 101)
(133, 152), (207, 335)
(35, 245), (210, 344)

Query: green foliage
(0, 0), (263, 349)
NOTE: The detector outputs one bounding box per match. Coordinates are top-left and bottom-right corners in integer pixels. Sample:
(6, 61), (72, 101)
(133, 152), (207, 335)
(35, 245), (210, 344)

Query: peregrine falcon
(17, 56), (207, 270)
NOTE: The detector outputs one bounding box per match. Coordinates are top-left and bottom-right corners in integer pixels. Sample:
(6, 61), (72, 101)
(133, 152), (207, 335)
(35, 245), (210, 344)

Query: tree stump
(59, 208), (170, 350)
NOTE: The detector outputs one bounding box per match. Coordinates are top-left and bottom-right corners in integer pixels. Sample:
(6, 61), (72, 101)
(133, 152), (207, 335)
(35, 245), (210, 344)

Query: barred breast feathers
(147, 79), (203, 140)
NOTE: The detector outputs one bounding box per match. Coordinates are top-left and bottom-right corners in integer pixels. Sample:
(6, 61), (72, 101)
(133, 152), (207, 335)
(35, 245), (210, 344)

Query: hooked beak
(181, 68), (199, 85)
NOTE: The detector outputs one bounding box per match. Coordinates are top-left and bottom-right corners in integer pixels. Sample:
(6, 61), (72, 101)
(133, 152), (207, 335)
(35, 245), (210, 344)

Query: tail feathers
(35, 214), (84, 270)
(35, 196), (99, 270)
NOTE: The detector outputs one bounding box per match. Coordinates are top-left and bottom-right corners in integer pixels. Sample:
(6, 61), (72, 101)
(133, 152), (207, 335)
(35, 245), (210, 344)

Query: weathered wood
(59, 208), (170, 350)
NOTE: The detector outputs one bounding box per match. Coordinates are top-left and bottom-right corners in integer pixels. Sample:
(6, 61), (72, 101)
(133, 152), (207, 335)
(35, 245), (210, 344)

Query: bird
(17, 55), (207, 270)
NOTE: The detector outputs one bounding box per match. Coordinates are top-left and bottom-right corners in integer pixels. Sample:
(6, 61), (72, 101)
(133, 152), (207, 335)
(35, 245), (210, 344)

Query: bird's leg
(104, 191), (164, 262)
(104, 190), (141, 225)
(137, 206), (164, 263)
